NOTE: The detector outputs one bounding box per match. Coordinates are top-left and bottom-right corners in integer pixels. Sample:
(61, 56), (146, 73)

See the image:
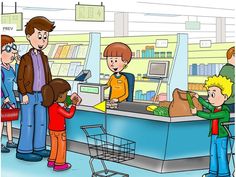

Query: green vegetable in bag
(186, 92), (195, 109)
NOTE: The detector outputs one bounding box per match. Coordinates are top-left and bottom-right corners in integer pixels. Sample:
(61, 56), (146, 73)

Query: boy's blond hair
(205, 75), (233, 97)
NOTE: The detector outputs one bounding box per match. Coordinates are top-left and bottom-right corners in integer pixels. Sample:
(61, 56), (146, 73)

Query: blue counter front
(12, 104), (235, 172)
(65, 109), (234, 160)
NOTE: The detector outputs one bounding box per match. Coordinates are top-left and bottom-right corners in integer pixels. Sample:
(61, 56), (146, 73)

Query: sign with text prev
(1, 13), (23, 31)
(75, 4), (105, 22)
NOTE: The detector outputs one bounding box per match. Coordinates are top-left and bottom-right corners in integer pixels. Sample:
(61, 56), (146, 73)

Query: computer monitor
(147, 61), (169, 78)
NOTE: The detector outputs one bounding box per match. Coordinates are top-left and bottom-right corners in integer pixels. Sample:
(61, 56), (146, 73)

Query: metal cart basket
(81, 124), (136, 177)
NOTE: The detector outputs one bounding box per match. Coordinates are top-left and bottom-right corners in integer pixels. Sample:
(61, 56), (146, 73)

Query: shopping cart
(81, 124), (136, 177)
(221, 121), (235, 177)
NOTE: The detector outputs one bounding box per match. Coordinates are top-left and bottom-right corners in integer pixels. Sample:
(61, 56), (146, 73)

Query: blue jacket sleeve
(1, 70), (9, 98)
(13, 63), (19, 83)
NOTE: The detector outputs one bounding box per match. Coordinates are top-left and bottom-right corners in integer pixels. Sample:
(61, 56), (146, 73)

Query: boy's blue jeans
(17, 92), (47, 153)
(209, 135), (230, 177)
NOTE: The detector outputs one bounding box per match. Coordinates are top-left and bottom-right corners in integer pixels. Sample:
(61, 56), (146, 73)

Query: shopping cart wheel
(104, 170), (108, 174)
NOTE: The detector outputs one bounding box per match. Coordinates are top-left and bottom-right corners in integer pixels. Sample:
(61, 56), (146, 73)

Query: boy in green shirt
(191, 75), (233, 177)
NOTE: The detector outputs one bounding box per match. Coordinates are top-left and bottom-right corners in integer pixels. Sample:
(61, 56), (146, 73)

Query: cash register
(75, 70), (106, 106)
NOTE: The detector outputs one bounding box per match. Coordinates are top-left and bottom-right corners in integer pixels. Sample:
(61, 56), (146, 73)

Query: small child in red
(42, 79), (82, 171)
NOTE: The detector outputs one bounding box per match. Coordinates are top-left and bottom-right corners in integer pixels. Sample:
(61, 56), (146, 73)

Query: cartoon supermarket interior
(1, 0), (235, 177)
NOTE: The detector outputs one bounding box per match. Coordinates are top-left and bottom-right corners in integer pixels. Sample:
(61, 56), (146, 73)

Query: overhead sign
(1, 13), (23, 31)
(75, 4), (105, 22)
(185, 21), (201, 30)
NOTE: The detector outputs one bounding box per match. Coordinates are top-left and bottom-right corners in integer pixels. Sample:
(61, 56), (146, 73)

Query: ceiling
(1, 0), (235, 43)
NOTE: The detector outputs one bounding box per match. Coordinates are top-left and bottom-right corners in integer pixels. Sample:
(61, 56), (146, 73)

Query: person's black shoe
(1, 144), (10, 153)
(16, 152), (43, 162)
(6, 142), (18, 148)
(33, 149), (50, 157)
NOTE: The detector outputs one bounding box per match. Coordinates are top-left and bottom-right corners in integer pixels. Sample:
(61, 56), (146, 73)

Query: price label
(156, 39), (168, 48)
(200, 40), (212, 48)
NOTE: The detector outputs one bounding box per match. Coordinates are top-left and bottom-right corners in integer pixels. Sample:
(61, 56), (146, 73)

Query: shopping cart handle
(221, 122), (235, 126)
(81, 124), (106, 136)
(81, 124), (104, 130)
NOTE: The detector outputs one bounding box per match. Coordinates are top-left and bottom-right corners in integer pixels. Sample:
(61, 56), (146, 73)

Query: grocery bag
(169, 88), (203, 117)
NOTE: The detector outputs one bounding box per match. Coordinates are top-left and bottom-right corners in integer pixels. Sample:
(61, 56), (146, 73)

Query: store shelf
(49, 58), (86, 64)
(100, 57), (174, 60)
(49, 58), (85, 60)
(100, 78), (167, 83)
(191, 90), (207, 96)
(133, 99), (154, 103)
(52, 76), (75, 80)
(188, 75), (209, 83)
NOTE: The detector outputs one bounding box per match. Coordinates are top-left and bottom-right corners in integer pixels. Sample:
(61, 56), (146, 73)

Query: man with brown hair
(16, 16), (55, 162)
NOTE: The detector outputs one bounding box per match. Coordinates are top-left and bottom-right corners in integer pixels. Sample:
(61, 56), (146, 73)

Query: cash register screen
(80, 86), (99, 94)
(147, 61), (169, 78)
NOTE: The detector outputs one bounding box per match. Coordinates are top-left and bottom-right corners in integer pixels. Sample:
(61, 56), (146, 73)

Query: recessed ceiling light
(144, 13), (180, 17)
(23, 7), (67, 11)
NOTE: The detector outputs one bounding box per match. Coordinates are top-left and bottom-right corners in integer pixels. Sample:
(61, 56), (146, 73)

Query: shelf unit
(188, 42), (234, 95)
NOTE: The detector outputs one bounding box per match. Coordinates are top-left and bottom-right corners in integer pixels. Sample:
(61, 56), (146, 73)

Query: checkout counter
(10, 65), (235, 173)
(68, 95), (235, 173)
(11, 85), (235, 173)
(71, 98), (235, 173)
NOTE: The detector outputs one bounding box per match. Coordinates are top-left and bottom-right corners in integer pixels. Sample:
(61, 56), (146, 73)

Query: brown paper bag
(169, 88), (203, 117)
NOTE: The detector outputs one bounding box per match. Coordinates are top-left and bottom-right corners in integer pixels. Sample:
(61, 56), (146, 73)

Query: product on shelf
(54, 45), (64, 58)
(72, 45), (80, 58)
(160, 52), (165, 58)
(135, 90), (157, 101)
(137, 74), (142, 80)
(136, 50), (140, 58)
(58, 63), (70, 76)
(141, 46), (155, 58)
(77, 45), (88, 58)
(167, 51), (172, 58)
(142, 74), (148, 80)
(51, 63), (62, 76)
(104, 74), (110, 79)
(67, 62), (82, 76)
(154, 52), (159, 58)
(48, 44), (56, 58)
(67, 45), (77, 58)
(189, 63), (225, 76)
(100, 73), (104, 79)
(188, 83), (206, 91)
(18, 44), (29, 56)
(74, 65), (83, 76)
(135, 90), (142, 100)
(146, 91), (156, 101)
(59, 45), (70, 58)
(48, 61), (54, 69)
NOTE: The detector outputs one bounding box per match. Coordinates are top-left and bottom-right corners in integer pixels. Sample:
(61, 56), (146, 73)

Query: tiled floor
(1, 137), (234, 177)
